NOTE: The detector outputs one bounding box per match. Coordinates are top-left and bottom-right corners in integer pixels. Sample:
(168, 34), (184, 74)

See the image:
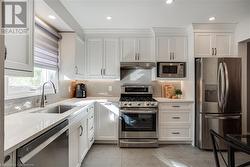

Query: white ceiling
(60, 0), (250, 29)
(35, 0), (72, 31)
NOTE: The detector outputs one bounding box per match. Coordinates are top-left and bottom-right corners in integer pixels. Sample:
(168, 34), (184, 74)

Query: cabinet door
(195, 33), (213, 57)
(120, 38), (137, 62)
(75, 36), (85, 78)
(69, 122), (81, 167)
(137, 37), (154, 62)
(95, 102), (119, 140)
(156, 37), (170, 61)
(86, 38), (103, 79)
(214, 33), (233, 56)
(103, 38), (120, 79)
(5, 0), (34, 76)
(169, 37), (187, 61)
(79, 117), (88, 163)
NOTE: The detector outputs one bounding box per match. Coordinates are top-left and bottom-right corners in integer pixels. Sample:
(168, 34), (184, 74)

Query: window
(5, 17), (61, 99)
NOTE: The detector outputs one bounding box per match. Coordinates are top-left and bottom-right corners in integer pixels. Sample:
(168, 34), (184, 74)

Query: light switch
(108, 86), (112, 92)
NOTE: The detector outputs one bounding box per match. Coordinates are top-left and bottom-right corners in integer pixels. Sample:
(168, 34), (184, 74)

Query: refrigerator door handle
(217, 63), (225, 110)
(205, 115), (241, 120)
(223, 62), (229, 109)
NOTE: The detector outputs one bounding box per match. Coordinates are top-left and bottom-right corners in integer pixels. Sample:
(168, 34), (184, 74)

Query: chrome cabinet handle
(79, 125), (83, 136)
(170, 52), (172, 60)
(212, 48), (214, 55)
(4, 155), (11, 163)
(5, 46), (7, 60)
(172, 132), (180, 135)
(172, 52), (175, 60)
(103, 69), (106, 75)
(215, 48), (217, 55)
(172, 117), (181, 119)
(75, 66), (78, 74)
(172, 105), (181, 108)
(138, 53), (140, 60)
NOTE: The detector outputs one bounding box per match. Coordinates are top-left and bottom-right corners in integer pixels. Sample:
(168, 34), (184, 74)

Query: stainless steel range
(119, 85), (159, 148)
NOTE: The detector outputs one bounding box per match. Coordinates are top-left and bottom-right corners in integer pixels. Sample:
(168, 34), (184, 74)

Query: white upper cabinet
(86, 38), (103, 79)
(60, 33), (85, 80)
(120, 38), (137, 62)
(75, 36), (85, 78)
(103, 38), (120, 79)
(156, 36), (187, 62)
(86, 38), (120, 79)
(120, 37), (154, 62)
(5, 0), (34, 76)
(195, 32), (234, 57)
(214, 33), (233, 56)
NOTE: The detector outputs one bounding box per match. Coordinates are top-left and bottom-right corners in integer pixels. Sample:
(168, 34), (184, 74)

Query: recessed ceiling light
(166, 0), (174, 4)
(48, 15), (56, 20)
(106, 16), (112, 20)
(209, 17), (216, 21)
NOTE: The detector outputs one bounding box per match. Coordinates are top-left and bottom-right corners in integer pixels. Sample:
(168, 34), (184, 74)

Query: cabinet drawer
(159, 125), (192, 141)
(159, 112), (191, 124)
(159, 103), (192, 111)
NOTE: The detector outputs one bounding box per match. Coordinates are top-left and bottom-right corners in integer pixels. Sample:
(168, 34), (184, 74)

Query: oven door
(119, 108), (158, 139)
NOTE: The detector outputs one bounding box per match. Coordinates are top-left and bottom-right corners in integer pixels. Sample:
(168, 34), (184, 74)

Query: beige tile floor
(81, 144), (250, 167)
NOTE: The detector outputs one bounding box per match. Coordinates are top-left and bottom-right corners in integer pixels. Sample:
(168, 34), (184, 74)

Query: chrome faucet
(40, 81), (57, 108)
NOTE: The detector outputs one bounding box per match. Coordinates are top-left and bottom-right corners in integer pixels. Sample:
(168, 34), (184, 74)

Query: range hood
(120, 62), (156, 70)
(120, 62), (155, 82)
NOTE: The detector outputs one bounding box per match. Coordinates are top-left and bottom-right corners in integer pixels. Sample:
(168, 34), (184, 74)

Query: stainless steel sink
(33, 105), (77, 114)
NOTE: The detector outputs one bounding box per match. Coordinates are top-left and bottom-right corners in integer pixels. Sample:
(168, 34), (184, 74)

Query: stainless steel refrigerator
(195, 58), (242, 150)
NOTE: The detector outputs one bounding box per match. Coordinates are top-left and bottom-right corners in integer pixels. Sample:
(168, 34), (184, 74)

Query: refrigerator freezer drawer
(197, 114), (241, 150)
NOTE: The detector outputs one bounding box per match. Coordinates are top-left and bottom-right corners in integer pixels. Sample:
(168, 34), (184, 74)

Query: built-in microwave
(157, 62), (186, 78)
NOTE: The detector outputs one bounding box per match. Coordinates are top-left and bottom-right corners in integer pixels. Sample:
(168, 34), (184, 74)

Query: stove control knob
(151, 103), (156, 106)
(124, 103), (127, 106)
(138, 103), (141, 106)
(146, 103), (150, 106)
(128, 103), (132, 106)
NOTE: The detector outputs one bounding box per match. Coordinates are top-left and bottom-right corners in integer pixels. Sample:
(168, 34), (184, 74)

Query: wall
(235, 17), (250, 43)
(248, 42), (250, 133)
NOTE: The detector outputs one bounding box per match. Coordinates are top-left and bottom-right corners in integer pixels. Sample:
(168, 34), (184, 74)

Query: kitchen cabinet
(87, 105), (95, 148)
(95, 102), (119, 141)
(5, 0), (34, 76)
(86, 38), (119, 79)
(4, 151), (16, 167)
(69, 107), (89, 167)
(60, 33), (86, 80)
(195, 32), (234, 57)
(156, 36), (187, 61)
(120, 37), (154, 62)
(158, 102), (193, 142)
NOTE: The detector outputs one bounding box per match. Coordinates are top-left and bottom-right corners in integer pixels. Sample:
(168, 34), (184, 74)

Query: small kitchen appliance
(119, 85), (159, 148)
(75, 83), (87, 98)
(157, 62), (186, 78)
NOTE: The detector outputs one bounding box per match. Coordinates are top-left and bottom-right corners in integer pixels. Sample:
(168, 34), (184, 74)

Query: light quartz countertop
(4, 97), (119, 155)
(4, 96), (191, 154)
(154, 98), (194, 103)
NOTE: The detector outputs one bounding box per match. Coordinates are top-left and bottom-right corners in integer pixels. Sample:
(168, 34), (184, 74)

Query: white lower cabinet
(69, 105), (93, 167)
(95, 102), (119, 141)
(4, 151), (16, 167)
(159, 102), (194, 142)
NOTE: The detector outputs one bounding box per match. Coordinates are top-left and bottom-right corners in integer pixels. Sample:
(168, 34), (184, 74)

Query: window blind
(34, 18), (61, 70)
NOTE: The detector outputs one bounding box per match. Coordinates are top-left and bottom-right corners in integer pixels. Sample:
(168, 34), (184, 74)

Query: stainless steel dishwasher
(16, 120), (69, 167)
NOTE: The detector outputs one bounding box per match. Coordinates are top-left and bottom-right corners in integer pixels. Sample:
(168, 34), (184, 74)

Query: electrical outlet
(108, 86), (112, 92)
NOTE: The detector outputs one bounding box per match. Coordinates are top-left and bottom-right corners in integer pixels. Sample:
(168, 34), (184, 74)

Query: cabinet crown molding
(192, 23), (237, 33)
(83, 28), (154, 37)
(153, 27), (187, 36)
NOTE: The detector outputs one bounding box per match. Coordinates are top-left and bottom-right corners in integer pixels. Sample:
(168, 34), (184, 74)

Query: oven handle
(120, 110), (157, 114)
(18, 126), (68, 164)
